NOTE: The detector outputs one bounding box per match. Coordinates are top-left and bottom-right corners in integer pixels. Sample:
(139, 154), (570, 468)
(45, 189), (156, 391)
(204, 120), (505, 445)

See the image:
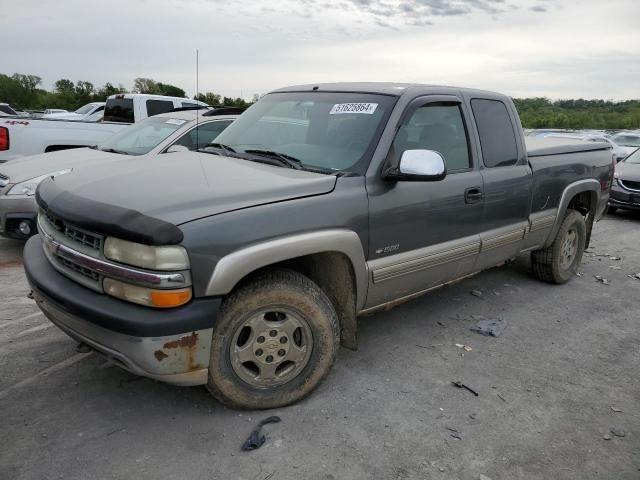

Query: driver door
(365, 96), (484, 309)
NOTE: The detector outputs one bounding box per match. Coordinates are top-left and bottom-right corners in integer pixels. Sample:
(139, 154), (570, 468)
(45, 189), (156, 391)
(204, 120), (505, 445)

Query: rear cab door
(364, 90), (485, 309)
(462, 93), (532, 270)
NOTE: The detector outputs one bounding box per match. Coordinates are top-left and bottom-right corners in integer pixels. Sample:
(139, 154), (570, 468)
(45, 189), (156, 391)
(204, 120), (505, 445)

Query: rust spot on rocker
(163, 332), (198, 349)
(154, 350), (169, 361)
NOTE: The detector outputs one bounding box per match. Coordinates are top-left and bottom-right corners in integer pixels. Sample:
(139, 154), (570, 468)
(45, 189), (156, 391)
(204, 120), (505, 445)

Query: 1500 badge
(375, 244), (400, 255)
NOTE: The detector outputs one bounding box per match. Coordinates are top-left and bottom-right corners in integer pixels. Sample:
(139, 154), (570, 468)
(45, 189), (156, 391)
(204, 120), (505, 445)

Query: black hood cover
(36, 179), (183, 246)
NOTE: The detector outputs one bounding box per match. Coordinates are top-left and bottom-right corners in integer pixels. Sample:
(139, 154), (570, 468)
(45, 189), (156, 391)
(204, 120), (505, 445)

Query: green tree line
(513, 98), (640, 130)
(0, 73), (250, 111)
(1, 72), (638, 128)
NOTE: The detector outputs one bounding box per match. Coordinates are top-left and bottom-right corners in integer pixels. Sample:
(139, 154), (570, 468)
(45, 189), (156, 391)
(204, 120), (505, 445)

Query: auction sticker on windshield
(165, 119), (187, 125)
(330, 103), (378, 115)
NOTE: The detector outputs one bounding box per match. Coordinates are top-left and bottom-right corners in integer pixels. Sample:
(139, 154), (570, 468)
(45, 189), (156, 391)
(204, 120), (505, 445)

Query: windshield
(611, 134), (640, 147)
(212, 91), (396, 173)
(0, 104), (17, 115)
(97, 116), (187, 155)
(624, 148), (640, 164)
(74, 104), (95, 115)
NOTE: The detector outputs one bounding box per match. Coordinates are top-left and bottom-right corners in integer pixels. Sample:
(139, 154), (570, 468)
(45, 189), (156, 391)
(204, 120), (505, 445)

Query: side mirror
(385, 149), (447, 181)
(165, 144), (190, 154)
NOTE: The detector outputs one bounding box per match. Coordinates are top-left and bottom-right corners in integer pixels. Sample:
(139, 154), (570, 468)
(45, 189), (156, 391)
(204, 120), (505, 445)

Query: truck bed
(526, 136), (612, 219)
(525, 136), (611, 157)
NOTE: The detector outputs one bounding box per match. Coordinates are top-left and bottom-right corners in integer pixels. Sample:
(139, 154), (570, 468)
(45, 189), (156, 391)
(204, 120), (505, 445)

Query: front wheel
(206, 269), (339, 409)
(531, 210), (586, 284)
(608, 205), (618, 214)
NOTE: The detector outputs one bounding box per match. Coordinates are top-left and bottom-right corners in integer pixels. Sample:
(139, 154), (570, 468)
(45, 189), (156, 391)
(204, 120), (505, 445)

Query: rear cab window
(103, 98), (134, 123)
(146, 100), (175, 117)
(471, 99), (518, 168)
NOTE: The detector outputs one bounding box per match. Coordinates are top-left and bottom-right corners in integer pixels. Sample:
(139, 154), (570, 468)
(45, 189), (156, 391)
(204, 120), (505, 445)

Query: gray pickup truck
(24, 83), (613, 409)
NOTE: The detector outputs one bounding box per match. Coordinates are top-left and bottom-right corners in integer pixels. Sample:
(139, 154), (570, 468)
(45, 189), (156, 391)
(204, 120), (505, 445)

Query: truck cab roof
(271, 82), (508, 100)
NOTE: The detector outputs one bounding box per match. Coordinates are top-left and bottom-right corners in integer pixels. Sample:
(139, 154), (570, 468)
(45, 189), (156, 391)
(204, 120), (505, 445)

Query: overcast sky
(2, 0), (638, 100)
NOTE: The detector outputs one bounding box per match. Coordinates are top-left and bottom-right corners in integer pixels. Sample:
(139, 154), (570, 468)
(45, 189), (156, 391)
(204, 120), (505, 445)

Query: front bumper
(24, 235), (222, 386)
(610, 188), (640, 211)
(0, 192), (38, 239)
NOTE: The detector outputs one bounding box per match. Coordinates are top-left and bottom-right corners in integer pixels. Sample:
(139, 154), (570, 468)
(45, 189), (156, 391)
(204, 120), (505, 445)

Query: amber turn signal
(150, 289), (192, 308)
(103, 278), (192, 308)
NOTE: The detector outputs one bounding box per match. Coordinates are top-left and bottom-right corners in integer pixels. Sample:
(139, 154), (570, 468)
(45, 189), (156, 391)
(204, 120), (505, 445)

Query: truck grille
(60, 257), (101, 282)
(619, 179), (640, 192)
(38, 211), (191, 298)
(45, 211), (103, 251)
(39, 212), (105, 292)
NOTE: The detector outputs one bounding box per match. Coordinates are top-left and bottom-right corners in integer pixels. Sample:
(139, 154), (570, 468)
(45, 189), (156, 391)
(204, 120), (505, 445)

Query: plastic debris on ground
(451, 380), (479, 396)
(594, 275), (610, 285)
(241, 416), (282, 451)
(470, 317), (506, 337)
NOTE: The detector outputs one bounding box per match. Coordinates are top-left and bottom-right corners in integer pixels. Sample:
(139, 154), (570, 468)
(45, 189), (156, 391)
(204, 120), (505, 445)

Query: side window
(181, 102), (199, 108)
(392, 103), (471, 171)
(172, 120), (234, 151)
(146, 100), (174, 117)
(471, 99), (518, 168)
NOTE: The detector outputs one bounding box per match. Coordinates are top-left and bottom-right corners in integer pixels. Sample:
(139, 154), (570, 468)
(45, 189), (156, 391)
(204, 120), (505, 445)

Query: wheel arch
(545, 179), (600, 248)
(204, 229), (368, 350)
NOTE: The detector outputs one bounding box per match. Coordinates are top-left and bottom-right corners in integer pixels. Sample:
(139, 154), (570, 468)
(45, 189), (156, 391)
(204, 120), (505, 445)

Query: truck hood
(615, 161), (640, 182)
(44, 151), (338, 226)
(0, 148), (120, 183)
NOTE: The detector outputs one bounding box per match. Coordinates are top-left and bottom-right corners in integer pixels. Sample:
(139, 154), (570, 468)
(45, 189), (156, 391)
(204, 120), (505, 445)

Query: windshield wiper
(100, 147), (130, 155)
(200, 142), (238, 157)
(244, 149), (304, 170)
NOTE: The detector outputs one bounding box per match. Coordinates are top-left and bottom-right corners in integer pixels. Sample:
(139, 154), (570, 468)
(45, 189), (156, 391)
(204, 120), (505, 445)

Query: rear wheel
(206, 269), (339, 409)
(531, 210), (586, 284)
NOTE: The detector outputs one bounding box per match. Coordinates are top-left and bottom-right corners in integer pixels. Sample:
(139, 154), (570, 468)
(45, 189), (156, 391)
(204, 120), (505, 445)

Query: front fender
(204, 229), (369, 311)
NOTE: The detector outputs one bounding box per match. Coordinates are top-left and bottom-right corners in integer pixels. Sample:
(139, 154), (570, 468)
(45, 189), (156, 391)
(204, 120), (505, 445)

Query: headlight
(7, 169), (72, 196)
(104, 237), (190, 270)
(103, 278), (192, 308)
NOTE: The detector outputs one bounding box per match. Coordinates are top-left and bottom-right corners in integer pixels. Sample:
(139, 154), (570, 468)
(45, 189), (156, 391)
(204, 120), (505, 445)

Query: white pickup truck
(0, 94), (207, 162)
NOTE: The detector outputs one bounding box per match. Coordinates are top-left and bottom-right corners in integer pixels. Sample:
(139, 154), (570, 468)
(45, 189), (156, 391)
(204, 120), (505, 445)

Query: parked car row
(528, 128), (640, 163)
(42, 102), (105, 121)
(17, 82), (615, 409)
(0, 93), (208, 162)
(0, 107), (241, 239)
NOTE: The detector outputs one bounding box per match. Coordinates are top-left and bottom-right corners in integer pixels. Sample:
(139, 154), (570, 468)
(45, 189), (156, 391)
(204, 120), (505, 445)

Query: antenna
(196, 49), (199, 150)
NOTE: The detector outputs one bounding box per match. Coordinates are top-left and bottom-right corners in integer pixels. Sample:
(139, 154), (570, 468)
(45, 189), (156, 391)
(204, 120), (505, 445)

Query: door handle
(464, 187), (483, 204)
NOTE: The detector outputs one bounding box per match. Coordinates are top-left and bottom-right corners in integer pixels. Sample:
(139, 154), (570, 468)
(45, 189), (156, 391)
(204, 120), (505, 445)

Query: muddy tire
(531, 210), (586, 284)
(206, 268), (339, 409)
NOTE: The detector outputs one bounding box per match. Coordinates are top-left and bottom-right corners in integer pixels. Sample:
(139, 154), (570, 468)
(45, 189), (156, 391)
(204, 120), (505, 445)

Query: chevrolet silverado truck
(24, 83), (614, 409)
(0, 94), (207, 162)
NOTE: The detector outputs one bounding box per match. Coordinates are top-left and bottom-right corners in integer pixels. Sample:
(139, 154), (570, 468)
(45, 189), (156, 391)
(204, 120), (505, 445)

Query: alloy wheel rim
(230, 307), (313, 388)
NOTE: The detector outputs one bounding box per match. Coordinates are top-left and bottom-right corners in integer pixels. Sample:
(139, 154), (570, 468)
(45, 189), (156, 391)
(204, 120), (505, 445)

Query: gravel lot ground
(1, 212), (639, 480)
